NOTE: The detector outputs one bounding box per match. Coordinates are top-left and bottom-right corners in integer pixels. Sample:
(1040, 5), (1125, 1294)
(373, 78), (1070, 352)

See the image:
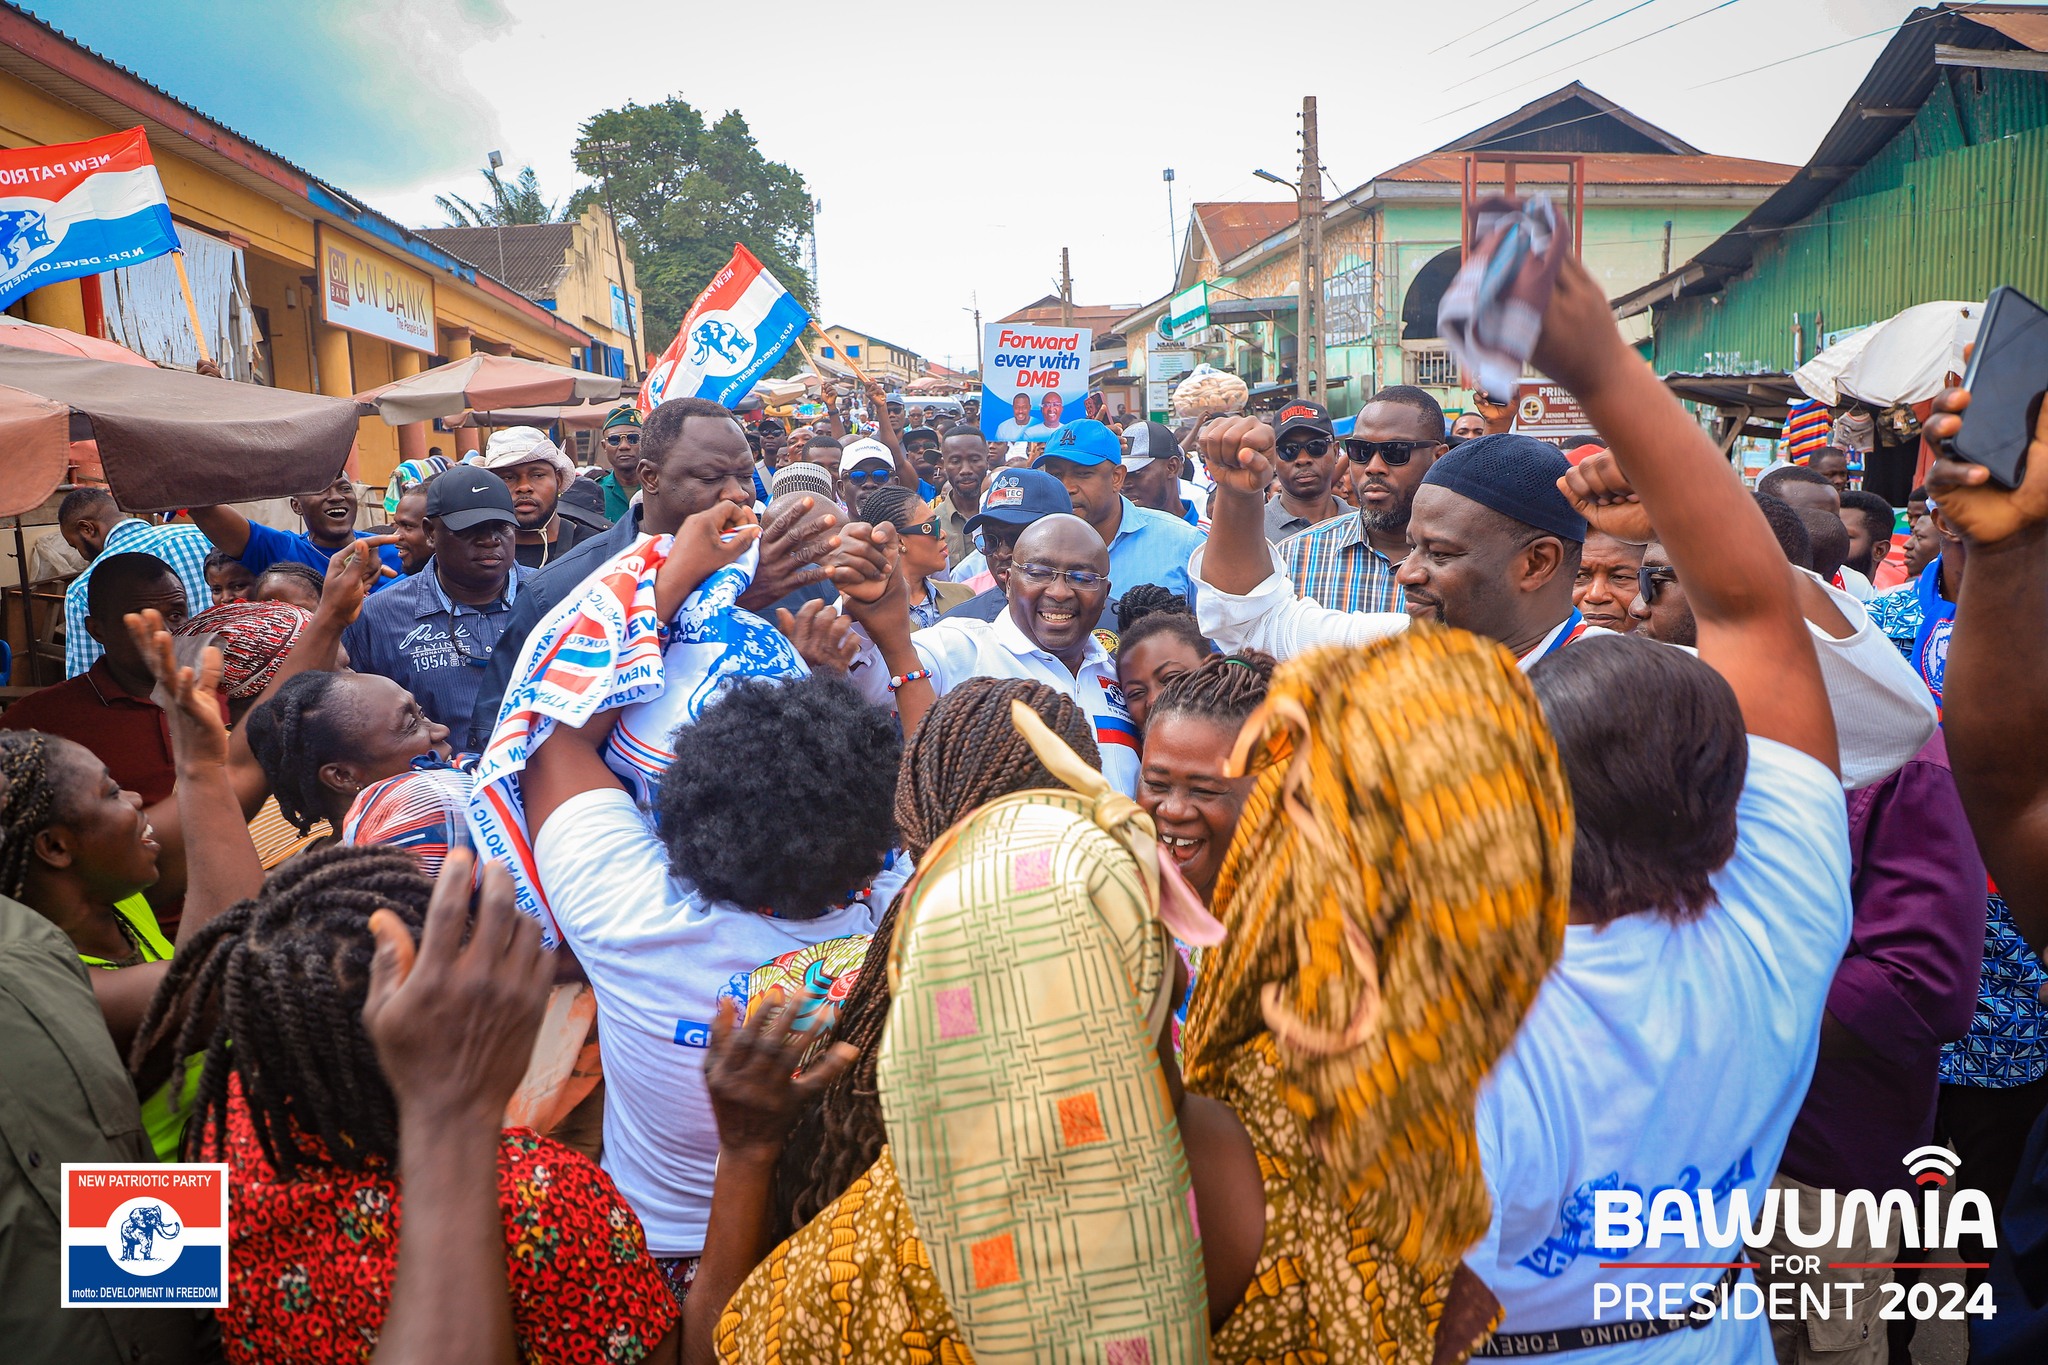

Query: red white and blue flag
(61, 1162), (229, 1308)
(0, 128), (181, 311)
(638, 243), (810, 412)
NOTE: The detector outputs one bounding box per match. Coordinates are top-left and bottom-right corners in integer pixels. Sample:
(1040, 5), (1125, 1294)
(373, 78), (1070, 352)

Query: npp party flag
(465, 533), (806, 944)
(638, 243), (809, 411)
(0, 128), (179, 310)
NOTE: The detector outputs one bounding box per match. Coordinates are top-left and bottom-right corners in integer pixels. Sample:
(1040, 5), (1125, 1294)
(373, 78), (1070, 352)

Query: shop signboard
(1511, 381), (1597, 439)
(318, 225), (434, 352)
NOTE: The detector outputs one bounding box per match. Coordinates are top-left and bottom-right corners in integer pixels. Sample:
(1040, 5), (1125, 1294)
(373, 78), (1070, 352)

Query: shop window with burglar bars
(1403, 345), (1458, 388)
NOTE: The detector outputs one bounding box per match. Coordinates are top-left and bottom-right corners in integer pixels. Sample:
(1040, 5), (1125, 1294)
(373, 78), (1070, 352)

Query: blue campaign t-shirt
(240, 521), (405, 589)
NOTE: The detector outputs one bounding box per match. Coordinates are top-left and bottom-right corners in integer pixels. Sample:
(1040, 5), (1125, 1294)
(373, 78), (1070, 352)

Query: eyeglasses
(1343, 439), (1437, 466)
(1637, 565), (1678, 603)
(972, 529), (1021, 554)
(604, 433), (640, 448)
(1012, 562), (1108, 590)
(1280, 438), (1332, 460)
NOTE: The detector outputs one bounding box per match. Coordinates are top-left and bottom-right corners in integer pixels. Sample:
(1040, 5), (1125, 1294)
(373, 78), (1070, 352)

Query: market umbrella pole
(170, 251), (213, 367)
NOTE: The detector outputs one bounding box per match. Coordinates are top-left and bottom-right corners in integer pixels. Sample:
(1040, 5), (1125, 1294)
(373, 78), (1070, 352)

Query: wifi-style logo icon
(1904, 1145), (1961, 1187)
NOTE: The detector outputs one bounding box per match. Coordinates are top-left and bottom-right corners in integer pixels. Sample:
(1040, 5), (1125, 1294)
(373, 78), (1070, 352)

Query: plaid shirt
(64, 519), (216, 677)
(1274, 511), (1401, 613)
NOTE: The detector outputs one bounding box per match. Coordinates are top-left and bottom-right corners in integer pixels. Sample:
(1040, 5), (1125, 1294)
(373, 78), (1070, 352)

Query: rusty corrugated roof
(418, 224), (576, 302)
(1196, 202), (1299, 261)
(1967, 5), (2048, 51)
(1379, 151), (1799, 186)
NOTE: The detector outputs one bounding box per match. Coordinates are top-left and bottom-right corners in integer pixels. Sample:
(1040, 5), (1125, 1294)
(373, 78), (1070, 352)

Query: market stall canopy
(0, 316), (156, 367)
(0, 349), (361, 515)
(356, 353), (622, 425)
(0, 384), (74, 518)
(449, 404), (615, 430)
(1794, 300), (1981, 408)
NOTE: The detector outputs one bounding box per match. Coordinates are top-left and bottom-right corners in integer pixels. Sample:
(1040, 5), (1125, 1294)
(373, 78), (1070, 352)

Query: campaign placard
(981, 324), (1092, 441)
(61, 1163), (229, 1308)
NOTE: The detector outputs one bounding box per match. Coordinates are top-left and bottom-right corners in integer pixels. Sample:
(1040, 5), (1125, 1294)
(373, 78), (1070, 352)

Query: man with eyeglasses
(939, 467), (1074, 622)
(1262, 400), (1346, 543)
(1274, 386), (1447, 612)
(598, 405), (644, 523)
(1034, 418), (1207, 628)
(839, 511), (1140, 794)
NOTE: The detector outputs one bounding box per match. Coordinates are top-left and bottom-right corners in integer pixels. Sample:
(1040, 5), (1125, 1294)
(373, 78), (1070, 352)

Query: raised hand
(1557, 449), (1655, 544)
(738, 495), (837, 611)
(363, 853), (553, 1127)
(1924, 385), (2048, 547)
(124, 608), (228, 767)
(1528, 250), (1634, 401)
(703, 986), (857, 1162)
(825, 520), (903, 607)
(775, 599), (860, 674)
(1197, 415), (1278, 498)
(321, 532), (400, 627)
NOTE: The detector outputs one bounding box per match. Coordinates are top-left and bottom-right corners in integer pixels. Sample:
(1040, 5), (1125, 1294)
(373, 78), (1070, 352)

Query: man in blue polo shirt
(1034, 417), (1206, 627)
(190, 472), (406, 587)
(342, 470), (526, 730)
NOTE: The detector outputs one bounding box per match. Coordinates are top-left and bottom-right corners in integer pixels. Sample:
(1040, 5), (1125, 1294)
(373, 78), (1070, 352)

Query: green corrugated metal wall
(1653, 69), (2048, 374)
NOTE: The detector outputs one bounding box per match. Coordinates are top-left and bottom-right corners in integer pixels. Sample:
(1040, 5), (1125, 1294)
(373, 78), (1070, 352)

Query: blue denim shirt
(1102, 496), (1207, 628)
(341, 561), (526, 730)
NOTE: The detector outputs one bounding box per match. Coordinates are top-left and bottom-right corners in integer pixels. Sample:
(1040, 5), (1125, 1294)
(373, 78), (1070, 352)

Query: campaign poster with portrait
(981, 324), (1092, 441)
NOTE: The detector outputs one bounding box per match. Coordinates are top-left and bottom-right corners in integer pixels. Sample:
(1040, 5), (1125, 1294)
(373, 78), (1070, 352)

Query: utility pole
(1163, 168), (1178, 280)
(807, 198), (823, 318)
(972, 294), (984, 376)
(589, 138), (643, 377)
(1060, 248), (1074, 327)
(1297, 96), (1325, 402)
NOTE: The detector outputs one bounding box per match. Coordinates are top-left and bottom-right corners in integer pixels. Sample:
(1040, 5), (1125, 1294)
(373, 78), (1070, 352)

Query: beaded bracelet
(888, 668), (933, 692)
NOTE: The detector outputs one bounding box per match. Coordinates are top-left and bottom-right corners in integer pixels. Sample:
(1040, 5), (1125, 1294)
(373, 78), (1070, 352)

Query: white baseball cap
(842, 437), (895, 471)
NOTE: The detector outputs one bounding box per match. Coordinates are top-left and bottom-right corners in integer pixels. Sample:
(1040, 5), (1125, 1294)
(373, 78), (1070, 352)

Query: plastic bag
(1171, 363), (1249, 418)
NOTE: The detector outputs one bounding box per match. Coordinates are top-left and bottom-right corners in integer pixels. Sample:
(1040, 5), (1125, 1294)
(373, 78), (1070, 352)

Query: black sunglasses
(604, 433), (641, 447)
(1637, 565), (1678, 603)
(1280, 437), (1332, 460)
(1343, 439), (1437, 467)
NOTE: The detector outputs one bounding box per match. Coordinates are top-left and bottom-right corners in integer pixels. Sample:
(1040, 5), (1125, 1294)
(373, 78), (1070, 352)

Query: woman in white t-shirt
(520, 671), (902, 1305)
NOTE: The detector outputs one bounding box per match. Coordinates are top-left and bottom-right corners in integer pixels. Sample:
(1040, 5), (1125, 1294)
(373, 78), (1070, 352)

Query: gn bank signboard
(318, 225), (435, 353)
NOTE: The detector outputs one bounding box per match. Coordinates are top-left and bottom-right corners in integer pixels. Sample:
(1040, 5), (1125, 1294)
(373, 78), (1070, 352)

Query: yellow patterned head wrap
(1182, 623), (1572, 1272)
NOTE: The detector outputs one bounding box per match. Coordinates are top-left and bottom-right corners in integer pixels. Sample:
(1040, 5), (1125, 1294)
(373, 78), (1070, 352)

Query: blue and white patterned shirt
(1941, 894), (2048, 1089)
(64, 519), (215, 677)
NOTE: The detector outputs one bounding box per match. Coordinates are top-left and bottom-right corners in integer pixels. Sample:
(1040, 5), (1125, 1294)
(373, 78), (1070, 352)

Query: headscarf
(174, 602), (312, 699)
(1184, 622), (1571, 1276)
(341, 758), (475, 879)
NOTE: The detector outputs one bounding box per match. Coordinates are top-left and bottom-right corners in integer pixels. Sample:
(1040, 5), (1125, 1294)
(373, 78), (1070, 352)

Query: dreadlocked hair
(772, 678), (1100, 1239)
(1148, 650), (1277, 732)
(243, 671), (352, 834)
(0, 732), (59, 900)
(129, 846), (433, 1178)
(1114, 582), (1189, 634)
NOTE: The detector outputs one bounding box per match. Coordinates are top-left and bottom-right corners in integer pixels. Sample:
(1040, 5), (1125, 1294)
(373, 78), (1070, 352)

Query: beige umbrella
(0, 383), (75, 517)
(449, 404), (616, 431)
(356, 353), (622, 425)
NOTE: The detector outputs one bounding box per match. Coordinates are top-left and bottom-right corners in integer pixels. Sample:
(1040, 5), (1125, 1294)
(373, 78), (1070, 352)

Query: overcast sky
(31, 0), (1926, 369)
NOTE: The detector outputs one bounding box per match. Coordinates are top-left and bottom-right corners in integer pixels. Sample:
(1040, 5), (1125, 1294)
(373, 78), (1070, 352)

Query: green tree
(436, 166), (562, 227)
(570, 100), (815, 352)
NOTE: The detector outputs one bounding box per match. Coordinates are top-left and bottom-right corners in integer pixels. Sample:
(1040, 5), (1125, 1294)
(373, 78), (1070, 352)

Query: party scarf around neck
(1911, 555), (1956, 709)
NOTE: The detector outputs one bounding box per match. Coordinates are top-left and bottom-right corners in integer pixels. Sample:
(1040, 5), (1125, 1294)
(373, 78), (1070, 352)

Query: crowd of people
(7, 246), (2048, 1365)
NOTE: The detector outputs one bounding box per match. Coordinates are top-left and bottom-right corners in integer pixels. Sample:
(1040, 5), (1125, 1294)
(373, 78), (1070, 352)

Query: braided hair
(1113, 584), (1210, 666)
(773, 678), (1100, 1237)
(129, 846), (434, 1178)
(858, 483), (921, 531)
(1148, 650), (1277, 733)
(243, 672), (352, 834)
(0, 732), (60, 900)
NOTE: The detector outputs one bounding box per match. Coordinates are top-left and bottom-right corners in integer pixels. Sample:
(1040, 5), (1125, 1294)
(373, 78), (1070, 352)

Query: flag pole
(809, 318), (872, 388)
(170, 251), (213, 367)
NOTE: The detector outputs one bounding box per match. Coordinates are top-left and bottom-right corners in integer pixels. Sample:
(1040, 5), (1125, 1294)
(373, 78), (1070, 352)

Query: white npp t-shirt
(912, 609), (1140, 795)
(532, 787), (879, 1257)
(1468, 737), (1852, 1364)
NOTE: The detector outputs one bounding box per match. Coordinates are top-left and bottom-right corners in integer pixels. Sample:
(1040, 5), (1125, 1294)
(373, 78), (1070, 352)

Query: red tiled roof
(1378, 151), (1798, 186)
(1195, 202), (1299, 261)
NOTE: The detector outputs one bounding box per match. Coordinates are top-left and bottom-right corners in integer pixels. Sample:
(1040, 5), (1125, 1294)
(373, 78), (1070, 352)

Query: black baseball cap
(556, 475), (610, 532)
(1273, 399), (1335, 440)
(424, 468), (519, 531)
(902, 425), (940, 446)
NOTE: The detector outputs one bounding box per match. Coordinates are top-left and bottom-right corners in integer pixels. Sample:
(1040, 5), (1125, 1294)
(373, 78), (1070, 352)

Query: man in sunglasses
(1263, 400), (1346, 543)
(839, 438), (899, 517)
(1275, 386), (1446, 613)
(598, 405), (644, 524)
(837, 511), (1141, 795)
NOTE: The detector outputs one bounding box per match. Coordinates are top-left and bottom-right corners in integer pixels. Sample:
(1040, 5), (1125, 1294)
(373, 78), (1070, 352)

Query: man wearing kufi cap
(480, 425), (603, 570)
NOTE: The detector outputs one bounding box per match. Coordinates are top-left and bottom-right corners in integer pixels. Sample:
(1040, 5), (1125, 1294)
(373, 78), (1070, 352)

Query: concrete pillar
(313, 321), (354, 397)
(445, 328), (480, 457)
(392, 346), (428, 462)
(23, 279), (88, 335)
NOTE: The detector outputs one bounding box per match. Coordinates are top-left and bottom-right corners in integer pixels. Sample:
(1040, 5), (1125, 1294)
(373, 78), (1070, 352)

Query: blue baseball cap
(1032, 418), (1123, 469)
(963, 468), (1073, 537)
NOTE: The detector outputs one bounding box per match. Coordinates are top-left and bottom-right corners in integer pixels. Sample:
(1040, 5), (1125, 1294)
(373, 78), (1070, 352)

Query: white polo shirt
(853, 606), (1139, 794)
